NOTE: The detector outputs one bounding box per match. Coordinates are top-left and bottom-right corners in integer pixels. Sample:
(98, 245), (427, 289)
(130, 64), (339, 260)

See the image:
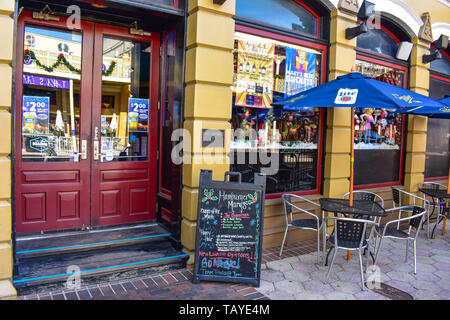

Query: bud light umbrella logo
(335, 88), (358, 105)
(440, 107), (450, 113)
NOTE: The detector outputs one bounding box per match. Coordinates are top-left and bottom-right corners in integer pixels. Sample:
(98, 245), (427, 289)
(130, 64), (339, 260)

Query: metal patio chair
(343, 190), (384, 252)
(280, 194), (323, 264)
(343, 190), (385, 210)
(324, 215), (377, 291)
(419, 182), (448, 238)
(392, 187), (429, 236)
(374, 205), (428, 274)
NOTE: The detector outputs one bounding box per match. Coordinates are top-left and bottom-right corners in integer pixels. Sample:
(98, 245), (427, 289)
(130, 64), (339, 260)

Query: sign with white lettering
(193, 170), (266, 287)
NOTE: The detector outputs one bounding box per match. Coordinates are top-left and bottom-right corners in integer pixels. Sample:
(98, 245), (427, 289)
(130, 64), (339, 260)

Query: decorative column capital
(338, 0), (359, 16)
(418, 12), (434, 43)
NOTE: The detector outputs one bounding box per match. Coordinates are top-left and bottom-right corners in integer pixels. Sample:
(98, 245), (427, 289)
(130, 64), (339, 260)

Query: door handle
(93, 127), (99, 160)
(78, 139), (87, 160)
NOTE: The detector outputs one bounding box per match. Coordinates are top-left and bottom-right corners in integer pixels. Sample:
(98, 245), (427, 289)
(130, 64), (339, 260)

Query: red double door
(15, 12), (160, 233)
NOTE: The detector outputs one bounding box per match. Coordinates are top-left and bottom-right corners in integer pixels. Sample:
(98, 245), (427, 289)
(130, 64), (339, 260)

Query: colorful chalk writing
(193, 171), (265, 287)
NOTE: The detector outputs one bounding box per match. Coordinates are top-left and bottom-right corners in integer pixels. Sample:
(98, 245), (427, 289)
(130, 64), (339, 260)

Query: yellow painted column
(181, 0), (235, 268)
(403, 31), (433, 194)
(0, 0), (16, 299)
(323, 7), (358, 199)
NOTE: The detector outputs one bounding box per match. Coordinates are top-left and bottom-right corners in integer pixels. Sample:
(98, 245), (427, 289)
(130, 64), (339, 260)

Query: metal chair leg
(405, 239), (409, 262)
(279, 227), (289, 257)
(413, 240), (417, 274)
(374, 235), (383, 266)
(358, 249), (366, 291)
(322, 224), (327, 266)
(316, 230), (321, 265)
(325, 246), (337, 283)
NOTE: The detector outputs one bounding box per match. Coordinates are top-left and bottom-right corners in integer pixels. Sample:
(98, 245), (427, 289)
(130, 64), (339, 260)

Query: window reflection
(236, 0), (318, 36)
(230, 32), (322, 194)
(100, 37), (151, 162)
(22, 26), (82, 162)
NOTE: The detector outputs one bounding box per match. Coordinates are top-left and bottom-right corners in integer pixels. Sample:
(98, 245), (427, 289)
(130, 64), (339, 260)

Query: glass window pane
(22, 26), (82, 162)
(430, 55), (450, 76)
(425, 77), (450, 178)
(147, 0), (174, 5)
(230, 32), (322, 194)
(236, 0), (317, 36)
(353, 59), (405, 186)
(100, 37), (151, 162)
(357, 28), (399, 58)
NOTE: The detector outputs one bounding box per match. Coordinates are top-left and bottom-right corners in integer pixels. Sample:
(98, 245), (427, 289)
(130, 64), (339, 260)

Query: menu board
(234, 39), (275, 109)
(193, 170), (266, 287)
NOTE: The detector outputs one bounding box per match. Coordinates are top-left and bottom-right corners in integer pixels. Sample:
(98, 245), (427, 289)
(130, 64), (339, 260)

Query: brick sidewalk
(16, 268), (269, 300)
(15, 237), (320, 300)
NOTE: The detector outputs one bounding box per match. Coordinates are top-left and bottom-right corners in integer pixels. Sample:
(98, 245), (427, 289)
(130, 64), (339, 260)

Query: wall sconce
(213, 0), (227, 4)
(423, 34), (449, 64)
(345, 0), (376, 40)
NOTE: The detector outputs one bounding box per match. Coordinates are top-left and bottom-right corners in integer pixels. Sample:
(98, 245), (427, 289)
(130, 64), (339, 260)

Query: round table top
(319, 198), (387, 217)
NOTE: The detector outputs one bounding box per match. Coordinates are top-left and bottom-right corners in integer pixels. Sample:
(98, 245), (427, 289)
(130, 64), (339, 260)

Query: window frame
(234, 0), (322, 39)
(234, 23), (328, 199)
(353, 53), (408, 190)
(425, 60), (450, 182)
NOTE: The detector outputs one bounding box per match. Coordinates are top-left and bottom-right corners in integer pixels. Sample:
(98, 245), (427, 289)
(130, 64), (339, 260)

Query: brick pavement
(257, 224), (450, 300)
(16, 268), (269, 300)
(15, 225), (449, 300)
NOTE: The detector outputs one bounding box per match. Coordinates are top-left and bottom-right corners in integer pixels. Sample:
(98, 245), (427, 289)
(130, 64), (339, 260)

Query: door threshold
(16, 222), (160, 241)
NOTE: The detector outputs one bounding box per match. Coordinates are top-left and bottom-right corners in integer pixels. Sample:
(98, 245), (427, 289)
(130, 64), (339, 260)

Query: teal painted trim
(13, 253), (189, 284)
(16, 233), (177, 254)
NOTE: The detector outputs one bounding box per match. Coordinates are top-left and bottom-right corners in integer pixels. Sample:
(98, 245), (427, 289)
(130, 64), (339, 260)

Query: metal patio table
(419, 187), (450, 238)
(319, 198), (387, 265)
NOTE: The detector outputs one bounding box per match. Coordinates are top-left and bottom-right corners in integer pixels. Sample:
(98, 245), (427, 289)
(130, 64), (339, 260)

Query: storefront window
(353, 59), (406, 186)
(357, 28), (399, 58)
(22, 26), (82, 162)
(425, 56), (450, 179)
(235, 0), (318, 37)
(230, 32), (323, 195)
(99, 36), (151, 162)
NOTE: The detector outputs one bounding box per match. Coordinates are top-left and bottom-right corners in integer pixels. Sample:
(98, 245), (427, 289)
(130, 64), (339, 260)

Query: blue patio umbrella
(273, 73), (444, 110)
(396, 94), (450, 236)
(395, 94), (450, 119)
(272, 72), (446, 205)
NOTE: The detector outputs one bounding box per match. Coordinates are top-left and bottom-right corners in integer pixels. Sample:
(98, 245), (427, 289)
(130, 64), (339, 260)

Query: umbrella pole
(348, 107), (355, 261)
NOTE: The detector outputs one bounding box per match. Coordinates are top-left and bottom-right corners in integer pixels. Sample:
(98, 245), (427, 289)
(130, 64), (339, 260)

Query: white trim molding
(432, 22), (450, 41)
(331, 0), (423, 37)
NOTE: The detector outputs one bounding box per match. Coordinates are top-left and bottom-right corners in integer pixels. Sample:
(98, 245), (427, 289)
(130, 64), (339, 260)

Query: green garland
(24, 49), (116, 76)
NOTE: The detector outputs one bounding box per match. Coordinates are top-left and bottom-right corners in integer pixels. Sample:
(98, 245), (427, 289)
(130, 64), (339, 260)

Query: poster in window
(235, 40), (275, 109)
(285, 47), (316, 97)
(128, 98), (149, 132)
(22, 96), (50, 134)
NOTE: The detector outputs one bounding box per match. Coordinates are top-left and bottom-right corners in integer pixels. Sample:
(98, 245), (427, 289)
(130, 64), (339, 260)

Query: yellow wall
(405, 0), (449, 26)
(181, 0), (235, 267)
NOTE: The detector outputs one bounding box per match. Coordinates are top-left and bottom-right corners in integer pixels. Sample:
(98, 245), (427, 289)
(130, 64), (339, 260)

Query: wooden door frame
(14, 11), (94, 232)
(90, 23), (160, 226)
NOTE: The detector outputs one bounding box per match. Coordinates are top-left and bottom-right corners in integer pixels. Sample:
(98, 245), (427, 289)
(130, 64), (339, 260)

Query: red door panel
(14, 12), (159, 233)
(90, 24), (159, 227)
(15, 12), (93, 233)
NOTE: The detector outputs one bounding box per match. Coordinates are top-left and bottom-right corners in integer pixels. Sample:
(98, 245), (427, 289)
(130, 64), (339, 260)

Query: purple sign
(23, 74), (70, 90)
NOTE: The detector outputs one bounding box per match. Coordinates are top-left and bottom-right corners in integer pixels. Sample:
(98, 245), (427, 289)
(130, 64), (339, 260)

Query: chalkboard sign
(193, 170), (266, 287)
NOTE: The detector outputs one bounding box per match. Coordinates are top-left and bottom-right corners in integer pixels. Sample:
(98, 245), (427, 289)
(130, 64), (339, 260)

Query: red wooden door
(15, 12), (94, 233)
(14, 12), (159, 233)
(90, 24), (159, 227)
